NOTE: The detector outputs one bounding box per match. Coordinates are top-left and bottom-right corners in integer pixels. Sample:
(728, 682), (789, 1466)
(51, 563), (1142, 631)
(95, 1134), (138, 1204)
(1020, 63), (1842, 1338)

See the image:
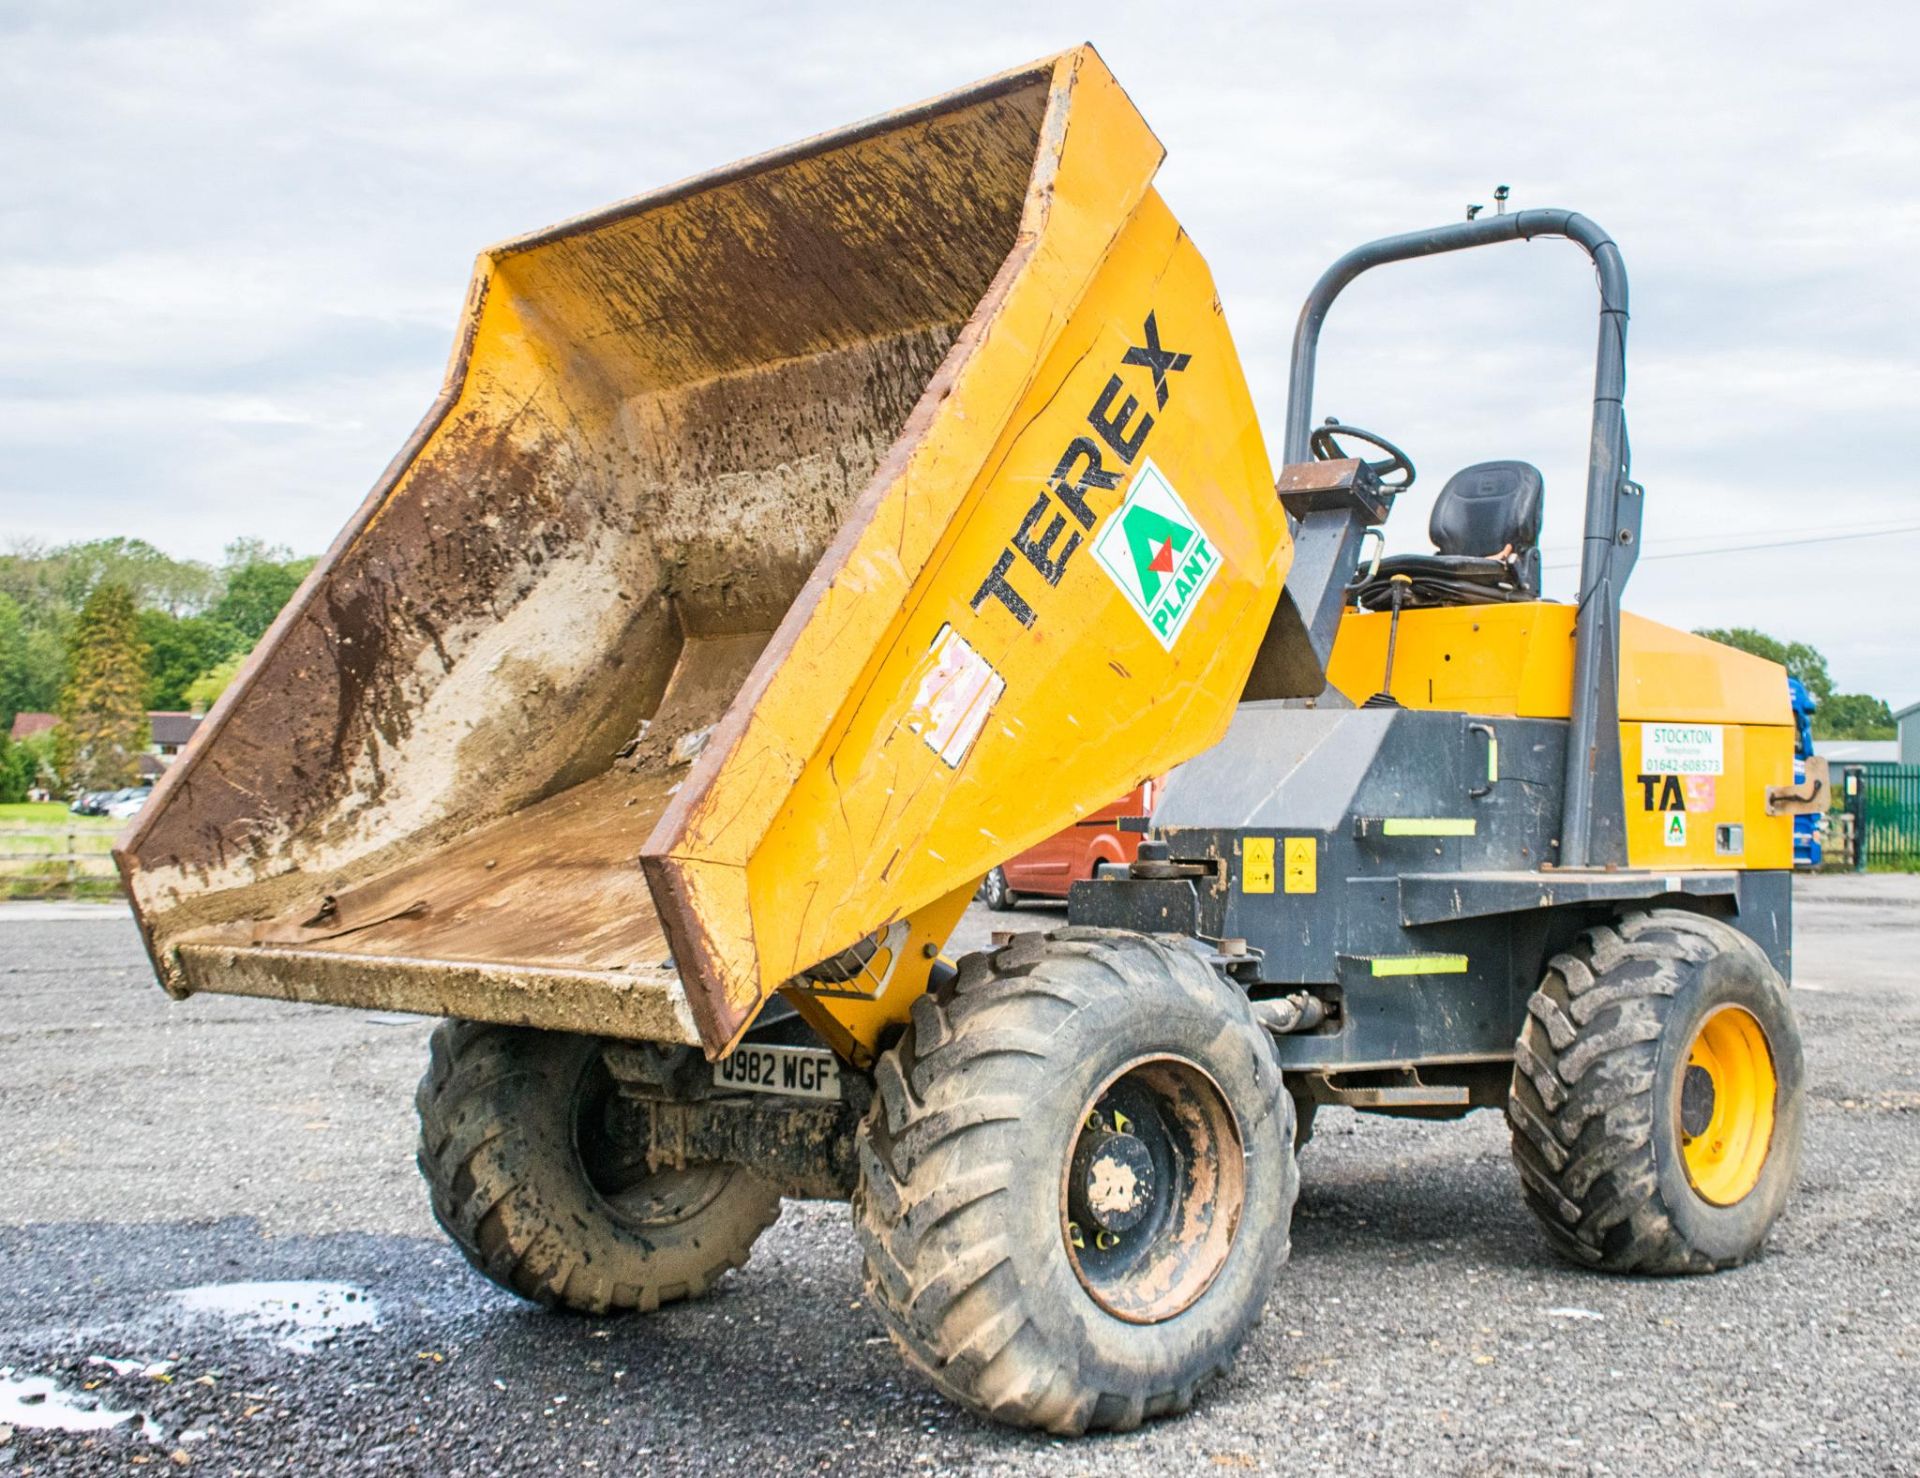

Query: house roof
(1893, 700), (1920, 722)
(148, 711), (204, 746)
(7, 711), (206, 746)
(8, 711), (56, 741)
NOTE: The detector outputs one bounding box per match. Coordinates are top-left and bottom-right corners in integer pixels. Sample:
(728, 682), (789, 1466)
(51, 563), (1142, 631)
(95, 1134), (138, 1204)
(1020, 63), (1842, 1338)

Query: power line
(1543, 517), (1915, 557)
(1541, 522), (1920, 572)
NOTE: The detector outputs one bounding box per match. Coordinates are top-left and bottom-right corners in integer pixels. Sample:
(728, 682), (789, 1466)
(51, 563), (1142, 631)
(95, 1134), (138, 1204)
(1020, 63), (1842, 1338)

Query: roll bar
(1280, 210), (1639, 868)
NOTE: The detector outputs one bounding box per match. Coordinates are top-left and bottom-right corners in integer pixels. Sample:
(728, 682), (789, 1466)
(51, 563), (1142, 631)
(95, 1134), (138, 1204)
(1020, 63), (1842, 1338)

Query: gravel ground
(1, 879), (1916, 1474)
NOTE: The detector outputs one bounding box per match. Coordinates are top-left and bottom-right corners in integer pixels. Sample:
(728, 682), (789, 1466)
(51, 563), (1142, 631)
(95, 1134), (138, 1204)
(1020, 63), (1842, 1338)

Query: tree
(1693, 627), (1834, 704)
(211, 560), (305, 644)
(0, 537), (218, 618)
(0, 539), (311, 734)
(0, 592), (31, 728)
(0, 560), (71, 715)
(54, 583), (150, 793)
(0, 732), (21, 803)
(1814, 693), (1895, 742)
(221, 537), (296, 570)
(184, 653), (245, 713)
(138, 609), (244, 710)
(14, 730), (59, 796)
(0, 729), (48, 803)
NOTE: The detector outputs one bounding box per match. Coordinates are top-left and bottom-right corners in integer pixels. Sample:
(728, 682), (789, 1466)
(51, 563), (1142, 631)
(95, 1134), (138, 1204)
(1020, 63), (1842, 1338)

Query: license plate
(713, 1044), (842, 1101)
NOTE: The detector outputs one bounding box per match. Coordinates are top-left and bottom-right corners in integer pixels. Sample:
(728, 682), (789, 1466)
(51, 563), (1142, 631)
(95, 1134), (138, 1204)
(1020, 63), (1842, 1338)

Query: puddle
(86, 1356), (173, 1379)
(0, 1368), (157, 1441)
(168, 1281), (379, 1353)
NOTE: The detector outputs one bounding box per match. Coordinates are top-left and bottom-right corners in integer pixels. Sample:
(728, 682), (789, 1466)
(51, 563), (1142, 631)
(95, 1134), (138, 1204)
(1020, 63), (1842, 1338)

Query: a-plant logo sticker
(1091, 459), (1221, 650)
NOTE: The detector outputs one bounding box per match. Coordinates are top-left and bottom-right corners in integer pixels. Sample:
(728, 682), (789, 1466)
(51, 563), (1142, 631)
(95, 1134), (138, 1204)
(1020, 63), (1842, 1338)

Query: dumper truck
(117, 45), (1817, 1434)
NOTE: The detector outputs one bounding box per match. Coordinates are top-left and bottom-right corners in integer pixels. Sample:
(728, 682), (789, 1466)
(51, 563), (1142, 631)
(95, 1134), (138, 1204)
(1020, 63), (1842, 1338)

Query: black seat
(1350, 459), (1544, 610)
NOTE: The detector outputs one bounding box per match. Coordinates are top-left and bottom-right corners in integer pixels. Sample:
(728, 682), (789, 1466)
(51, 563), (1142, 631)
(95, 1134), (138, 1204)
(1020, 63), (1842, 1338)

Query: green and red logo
(1091, 460), (1221, 649)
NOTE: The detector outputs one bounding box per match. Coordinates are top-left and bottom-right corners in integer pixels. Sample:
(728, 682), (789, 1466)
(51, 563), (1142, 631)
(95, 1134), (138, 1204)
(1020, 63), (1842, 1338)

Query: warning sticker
(1642, 723), (1724, 775)
(907, 624), (1004, 769)
(1664, 811), (1688, 848)
(1091, 459), (1222, 650)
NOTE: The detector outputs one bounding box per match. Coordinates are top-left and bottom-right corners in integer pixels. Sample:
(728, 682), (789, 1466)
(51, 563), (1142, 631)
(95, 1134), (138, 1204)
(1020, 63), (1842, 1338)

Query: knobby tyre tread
(853, 928), (1297, 1434)
(1507, 908), (1804, 1275)
(416, 1021), (780, 1315)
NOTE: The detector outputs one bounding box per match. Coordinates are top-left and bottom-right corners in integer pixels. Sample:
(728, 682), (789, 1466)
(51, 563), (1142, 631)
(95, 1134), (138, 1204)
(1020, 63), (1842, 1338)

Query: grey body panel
(1072, 705), (1793, 1073)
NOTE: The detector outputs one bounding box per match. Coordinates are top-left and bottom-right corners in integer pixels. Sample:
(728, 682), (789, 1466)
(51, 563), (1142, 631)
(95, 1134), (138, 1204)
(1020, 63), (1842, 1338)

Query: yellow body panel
(779, 881), (978, 1067)
(1621, 721), (1793, 870)
(1327, 604), (1792, 724)
(675, 79), (1287, 1049)
(1326, 602), (1794, 871)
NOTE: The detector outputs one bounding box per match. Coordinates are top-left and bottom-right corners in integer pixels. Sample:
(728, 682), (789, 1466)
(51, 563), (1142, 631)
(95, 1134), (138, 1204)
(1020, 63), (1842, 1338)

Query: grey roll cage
(1277, 209), (1639, 869)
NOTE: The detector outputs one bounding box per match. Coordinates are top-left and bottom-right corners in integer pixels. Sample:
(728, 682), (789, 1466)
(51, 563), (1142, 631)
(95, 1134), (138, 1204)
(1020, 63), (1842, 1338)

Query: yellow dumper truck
(118, 46), (1814, 1434)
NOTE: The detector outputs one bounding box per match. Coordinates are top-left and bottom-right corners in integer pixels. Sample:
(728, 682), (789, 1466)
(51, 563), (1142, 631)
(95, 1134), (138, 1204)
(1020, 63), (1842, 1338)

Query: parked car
(71, 787), (146, 817)
(978, 777), (1159, 909)
(105, 787), (154, 821)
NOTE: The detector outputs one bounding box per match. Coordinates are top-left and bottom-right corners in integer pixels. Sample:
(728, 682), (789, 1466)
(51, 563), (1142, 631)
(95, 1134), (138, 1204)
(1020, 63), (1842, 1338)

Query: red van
(979, 779), (1158, 909)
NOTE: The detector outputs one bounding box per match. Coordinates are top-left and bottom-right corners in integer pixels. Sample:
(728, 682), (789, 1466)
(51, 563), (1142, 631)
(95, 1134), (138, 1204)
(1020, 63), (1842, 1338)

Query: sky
(4, 1), (1917, 702)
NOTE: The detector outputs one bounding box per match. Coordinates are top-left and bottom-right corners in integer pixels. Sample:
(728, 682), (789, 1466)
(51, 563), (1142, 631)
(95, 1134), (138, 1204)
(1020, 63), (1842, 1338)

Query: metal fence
(1836, 763), (1920, 868)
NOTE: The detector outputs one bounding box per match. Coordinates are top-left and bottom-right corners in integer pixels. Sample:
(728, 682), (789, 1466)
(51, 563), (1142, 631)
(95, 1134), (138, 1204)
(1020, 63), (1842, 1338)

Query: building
(147, 711), (202, 764)
(1897, 701), (1920, 766)
(6, 710), (205, 780)
(7, 712), (57, 743)
(1816, 738), (1900, 766)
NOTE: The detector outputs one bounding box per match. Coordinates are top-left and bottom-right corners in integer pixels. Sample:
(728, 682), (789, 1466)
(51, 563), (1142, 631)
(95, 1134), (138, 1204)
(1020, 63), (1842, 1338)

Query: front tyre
(853, 929), (1296, 1434)
(416, 1021), (781, 1314)
(1508, 909), (1805, 1274)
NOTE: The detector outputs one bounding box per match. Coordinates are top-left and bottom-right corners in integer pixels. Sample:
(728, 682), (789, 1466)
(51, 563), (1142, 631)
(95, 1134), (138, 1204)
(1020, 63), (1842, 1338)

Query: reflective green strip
(1369, 954), (1470, 977)
(1485, 737), (1499, 784)
(1380, 818), (1477, 837)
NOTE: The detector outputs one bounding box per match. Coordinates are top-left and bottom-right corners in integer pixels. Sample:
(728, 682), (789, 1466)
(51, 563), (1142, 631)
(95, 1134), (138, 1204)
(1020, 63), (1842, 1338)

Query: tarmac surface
(1, 877), (1916, 1474)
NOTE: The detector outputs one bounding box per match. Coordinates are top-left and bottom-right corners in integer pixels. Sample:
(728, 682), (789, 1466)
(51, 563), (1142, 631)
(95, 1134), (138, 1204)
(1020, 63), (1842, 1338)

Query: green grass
(0, 801), (117, 827)
(0, 863), (122, 900)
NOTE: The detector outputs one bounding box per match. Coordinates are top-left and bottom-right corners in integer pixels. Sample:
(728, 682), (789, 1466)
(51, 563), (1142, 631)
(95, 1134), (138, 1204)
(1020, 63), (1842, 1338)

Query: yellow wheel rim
(1678, 1005), (1777, 1205)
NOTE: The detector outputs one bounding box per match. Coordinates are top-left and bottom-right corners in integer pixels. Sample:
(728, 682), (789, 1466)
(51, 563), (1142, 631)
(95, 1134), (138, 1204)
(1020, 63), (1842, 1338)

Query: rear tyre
(416, 1021), (781, 1314)
(980, 866), (1018, 911)
(853, 929), (1296, 1434)
(1508, 909), (1805, 1274)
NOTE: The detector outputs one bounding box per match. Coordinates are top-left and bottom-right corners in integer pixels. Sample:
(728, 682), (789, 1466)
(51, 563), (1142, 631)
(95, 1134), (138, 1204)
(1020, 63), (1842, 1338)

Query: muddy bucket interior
(120, 68), (1058, 1036)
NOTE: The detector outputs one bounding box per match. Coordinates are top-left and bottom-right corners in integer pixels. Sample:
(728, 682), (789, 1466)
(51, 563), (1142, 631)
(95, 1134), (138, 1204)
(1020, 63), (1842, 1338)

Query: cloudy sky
(5, 1), (1916, 701)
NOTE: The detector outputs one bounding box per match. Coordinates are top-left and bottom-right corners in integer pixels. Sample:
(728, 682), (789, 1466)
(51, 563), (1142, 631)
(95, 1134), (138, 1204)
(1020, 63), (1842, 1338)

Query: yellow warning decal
(1284, 836), (1316, 894)
(1243, 836), (1275, 894)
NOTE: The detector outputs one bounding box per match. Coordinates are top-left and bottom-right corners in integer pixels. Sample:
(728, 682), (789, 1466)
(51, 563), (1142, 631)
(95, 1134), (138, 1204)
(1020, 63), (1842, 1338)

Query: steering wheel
(1309, 418), (1416, 491)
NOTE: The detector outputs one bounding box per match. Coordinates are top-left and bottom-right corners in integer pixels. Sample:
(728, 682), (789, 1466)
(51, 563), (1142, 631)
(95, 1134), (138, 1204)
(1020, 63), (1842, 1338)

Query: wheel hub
(1679, 1062), (1716, 1139)
(1067, 1125), (1156, 1233)
(1678, 1004), (1777, 1206)
(1059, 1057), (1245, 1324)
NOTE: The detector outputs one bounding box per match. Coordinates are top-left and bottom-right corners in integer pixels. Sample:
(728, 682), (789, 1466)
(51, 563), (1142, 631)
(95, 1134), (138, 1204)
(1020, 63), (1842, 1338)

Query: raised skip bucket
(118, 46), (1294, 1056)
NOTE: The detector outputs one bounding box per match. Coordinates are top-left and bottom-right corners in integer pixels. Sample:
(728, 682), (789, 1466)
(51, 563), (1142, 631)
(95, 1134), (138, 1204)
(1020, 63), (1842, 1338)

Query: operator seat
(1349, 459), (1544, 610)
